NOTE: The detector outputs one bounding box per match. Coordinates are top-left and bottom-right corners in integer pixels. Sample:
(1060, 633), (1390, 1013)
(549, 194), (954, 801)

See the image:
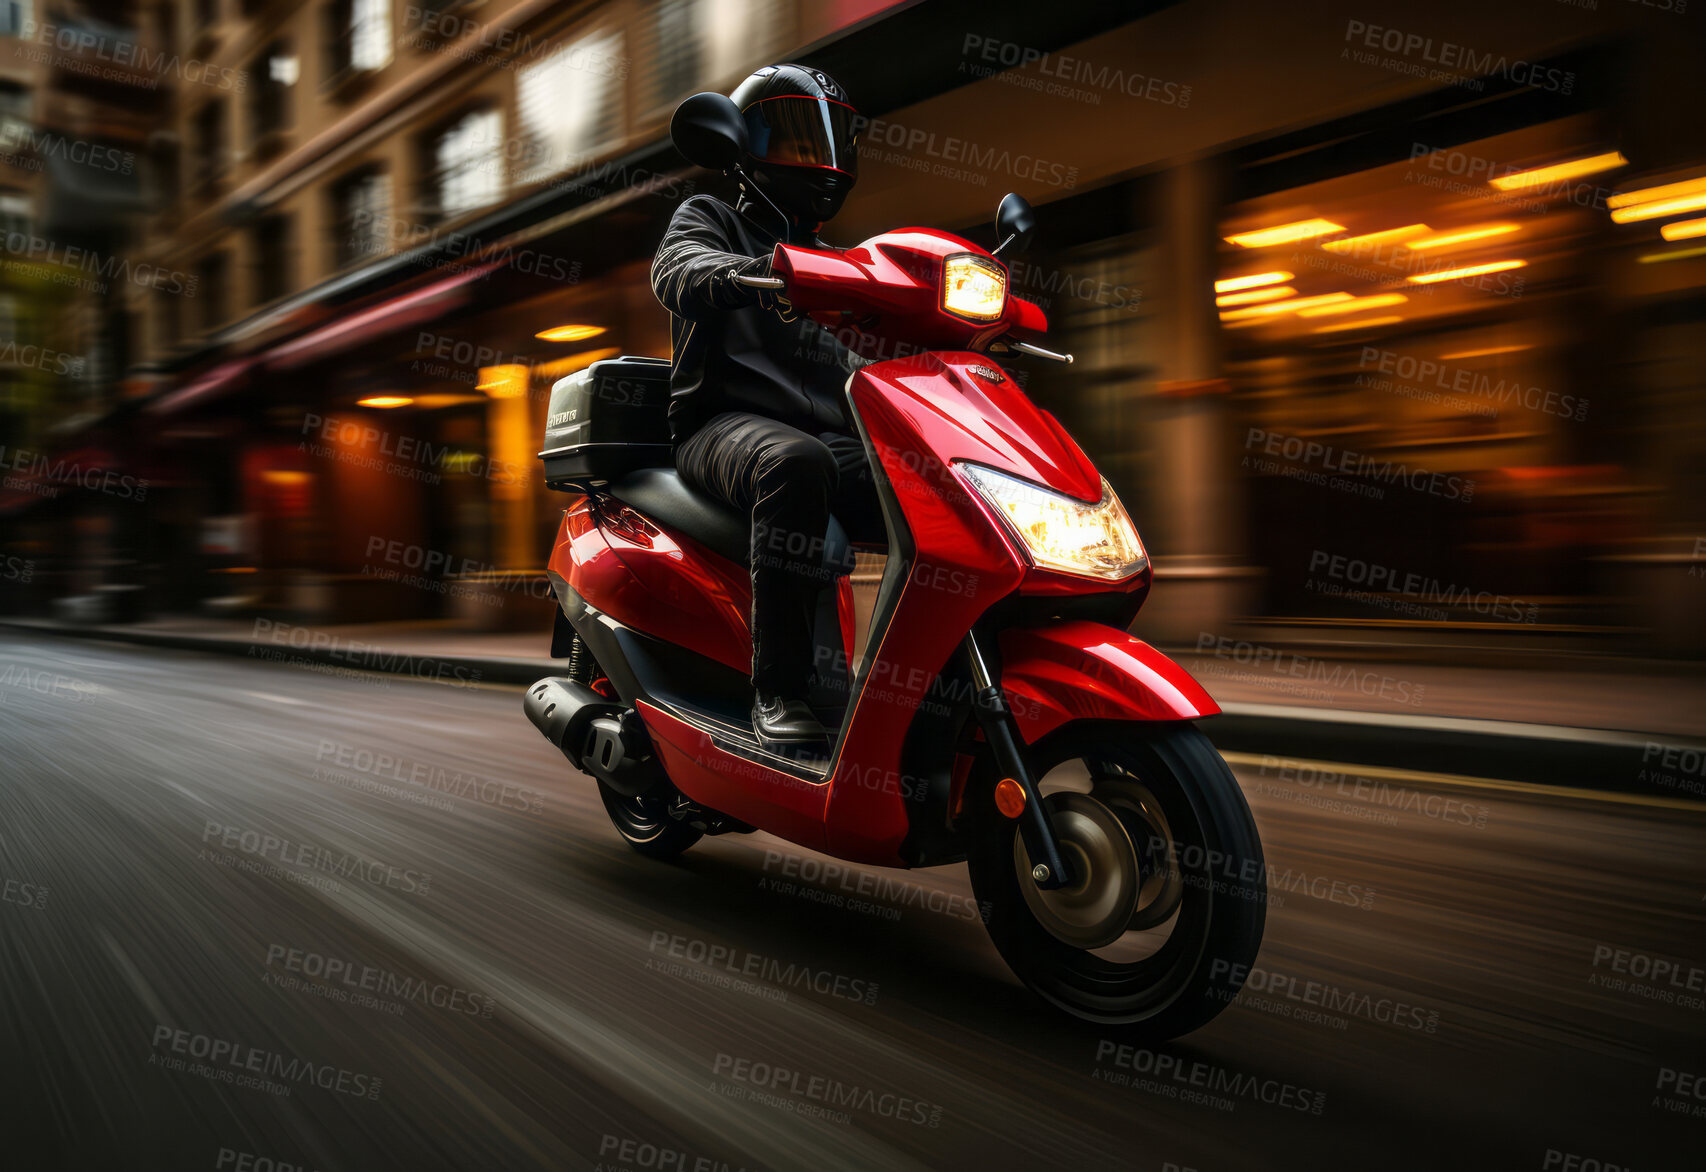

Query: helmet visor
(742, 96), (859, 177)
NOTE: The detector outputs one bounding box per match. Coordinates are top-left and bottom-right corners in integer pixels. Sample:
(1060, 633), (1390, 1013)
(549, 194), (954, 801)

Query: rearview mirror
(671, 92), (748, 171)
(993, 193), (1036, 257)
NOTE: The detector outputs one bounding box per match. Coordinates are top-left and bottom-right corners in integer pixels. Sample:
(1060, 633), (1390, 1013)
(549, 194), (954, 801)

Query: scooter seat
(607, 467), (853, 573)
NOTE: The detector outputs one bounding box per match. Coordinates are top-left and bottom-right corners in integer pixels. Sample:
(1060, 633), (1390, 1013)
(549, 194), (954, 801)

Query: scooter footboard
(999, 621), (1219, 744)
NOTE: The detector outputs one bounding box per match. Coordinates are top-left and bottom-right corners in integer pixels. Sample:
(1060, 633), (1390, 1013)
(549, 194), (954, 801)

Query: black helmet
(730, 64), (858, 228)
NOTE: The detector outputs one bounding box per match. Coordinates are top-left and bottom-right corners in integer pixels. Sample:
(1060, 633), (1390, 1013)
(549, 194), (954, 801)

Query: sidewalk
(5, 615), (1703, 798)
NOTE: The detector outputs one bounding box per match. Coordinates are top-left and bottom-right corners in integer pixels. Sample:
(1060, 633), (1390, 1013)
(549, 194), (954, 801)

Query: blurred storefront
(3, 0), (1704, 657)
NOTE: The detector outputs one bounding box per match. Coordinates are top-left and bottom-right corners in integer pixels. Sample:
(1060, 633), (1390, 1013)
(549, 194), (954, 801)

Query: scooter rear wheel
(597, 782), (702, 860)
(965, 723), (1265, 1039)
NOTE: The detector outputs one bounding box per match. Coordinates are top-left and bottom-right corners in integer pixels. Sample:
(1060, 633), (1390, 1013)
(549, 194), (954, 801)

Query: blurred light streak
(1321, 225), (1430, 252)
(1218, 292), (1354, 321)
(1405, 224), (1520, 250)
(1310, 315), (1404, 333)
(1225, 220), (1345, 248)
(1216, 286), (1297, 307)
(1489, 152), (1627, 190)
(1406, 259), (1527, 284)
(1214, 271), (1293, 293)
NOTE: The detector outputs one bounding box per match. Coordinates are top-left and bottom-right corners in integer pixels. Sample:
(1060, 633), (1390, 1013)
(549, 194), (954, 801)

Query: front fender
(999, 621), (1219, 744)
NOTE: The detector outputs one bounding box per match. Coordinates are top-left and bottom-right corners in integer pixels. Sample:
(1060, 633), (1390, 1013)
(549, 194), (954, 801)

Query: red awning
(143, 358), (253, 416)
(264, 258), (502, 372)
(0, 445), (126, 515)
(141, 257), (502, 418)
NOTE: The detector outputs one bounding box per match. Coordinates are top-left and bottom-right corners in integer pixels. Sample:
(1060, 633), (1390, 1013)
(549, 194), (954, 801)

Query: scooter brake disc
(1013, 792), (1141, 950)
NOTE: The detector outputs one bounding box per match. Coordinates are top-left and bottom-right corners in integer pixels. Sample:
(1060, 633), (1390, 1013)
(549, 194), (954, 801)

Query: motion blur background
(2, 0), (1704, 665)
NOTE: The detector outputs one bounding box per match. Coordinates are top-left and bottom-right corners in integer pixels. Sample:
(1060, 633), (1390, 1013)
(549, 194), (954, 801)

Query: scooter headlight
(958, 464), (1147, 581)
(941, 254), (1007, 322)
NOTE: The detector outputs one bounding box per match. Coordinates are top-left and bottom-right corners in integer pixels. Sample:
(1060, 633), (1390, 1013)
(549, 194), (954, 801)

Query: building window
(652, 0), (698, 101)
(516, 32), (623, 183)
(194, 100), (226, 189)
(0, 82), (28, 150)
(157, 295), (180, 351)
(0, 0), (32, 38)
(426, 107), (501, 220)
(327, 0), (392, 79)
(254, 215), (291, 305)
(149, 141), (180, 208)
(251, 41), (298, 138)
(0, 189), (29, 235)
(198, 252), (229, 333)
(332, 167), (390, 266)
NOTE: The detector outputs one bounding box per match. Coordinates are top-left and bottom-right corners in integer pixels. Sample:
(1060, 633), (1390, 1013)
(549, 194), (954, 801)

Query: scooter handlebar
(1008, 340), (1075, 364)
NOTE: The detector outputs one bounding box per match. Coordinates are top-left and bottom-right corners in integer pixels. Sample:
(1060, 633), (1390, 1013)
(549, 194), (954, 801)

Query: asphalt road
(2, 631), (1702, 1172)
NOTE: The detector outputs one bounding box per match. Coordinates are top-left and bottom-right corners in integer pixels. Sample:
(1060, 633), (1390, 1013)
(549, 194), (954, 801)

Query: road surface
(1, 631), (1701, 1171)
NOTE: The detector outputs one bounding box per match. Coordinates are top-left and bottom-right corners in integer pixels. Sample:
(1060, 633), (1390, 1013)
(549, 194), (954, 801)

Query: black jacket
(650, 194), (859, 443)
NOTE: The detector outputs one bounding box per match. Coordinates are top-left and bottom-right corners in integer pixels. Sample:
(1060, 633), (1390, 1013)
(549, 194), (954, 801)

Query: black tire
(566, 635), (702, 861)
(965, 722), (1265, 1039)
(596, 780), (703, 860)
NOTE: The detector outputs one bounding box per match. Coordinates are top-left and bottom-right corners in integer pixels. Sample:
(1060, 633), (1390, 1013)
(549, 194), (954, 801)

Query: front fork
(964, 629), (1075, 890)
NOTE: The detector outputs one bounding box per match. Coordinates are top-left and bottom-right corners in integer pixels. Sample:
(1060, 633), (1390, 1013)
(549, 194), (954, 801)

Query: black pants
(675, 412), (882, 698)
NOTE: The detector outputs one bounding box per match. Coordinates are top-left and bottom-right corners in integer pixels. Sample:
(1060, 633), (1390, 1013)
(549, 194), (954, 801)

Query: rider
(650, 64), (878, 750)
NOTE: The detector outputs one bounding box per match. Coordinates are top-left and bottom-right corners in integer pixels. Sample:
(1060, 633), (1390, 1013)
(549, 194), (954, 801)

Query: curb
(6, 618), (1703, 801)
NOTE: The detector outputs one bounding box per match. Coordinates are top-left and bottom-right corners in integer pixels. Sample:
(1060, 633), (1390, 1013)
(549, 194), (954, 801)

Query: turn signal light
(994, 778), (1027, 819)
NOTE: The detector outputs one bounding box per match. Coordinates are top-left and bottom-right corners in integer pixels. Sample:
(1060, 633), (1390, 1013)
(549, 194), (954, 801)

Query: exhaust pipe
(523, 677), (666, 799)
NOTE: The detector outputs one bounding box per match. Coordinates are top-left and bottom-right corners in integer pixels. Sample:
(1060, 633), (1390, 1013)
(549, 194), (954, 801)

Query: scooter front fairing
(812, 351), (1210, 864)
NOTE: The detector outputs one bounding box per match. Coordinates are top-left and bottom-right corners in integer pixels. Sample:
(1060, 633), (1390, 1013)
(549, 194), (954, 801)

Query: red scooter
(525, 93), (1264, 1038)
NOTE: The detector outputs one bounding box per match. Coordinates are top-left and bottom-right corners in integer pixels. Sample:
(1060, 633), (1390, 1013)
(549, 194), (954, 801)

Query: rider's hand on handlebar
(736, 256), (797, 322)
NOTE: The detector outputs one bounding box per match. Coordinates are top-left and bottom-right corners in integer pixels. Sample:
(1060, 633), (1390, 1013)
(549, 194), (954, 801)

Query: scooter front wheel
(597, 780), (702, 860)
(964, 723), (1265, 1039)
